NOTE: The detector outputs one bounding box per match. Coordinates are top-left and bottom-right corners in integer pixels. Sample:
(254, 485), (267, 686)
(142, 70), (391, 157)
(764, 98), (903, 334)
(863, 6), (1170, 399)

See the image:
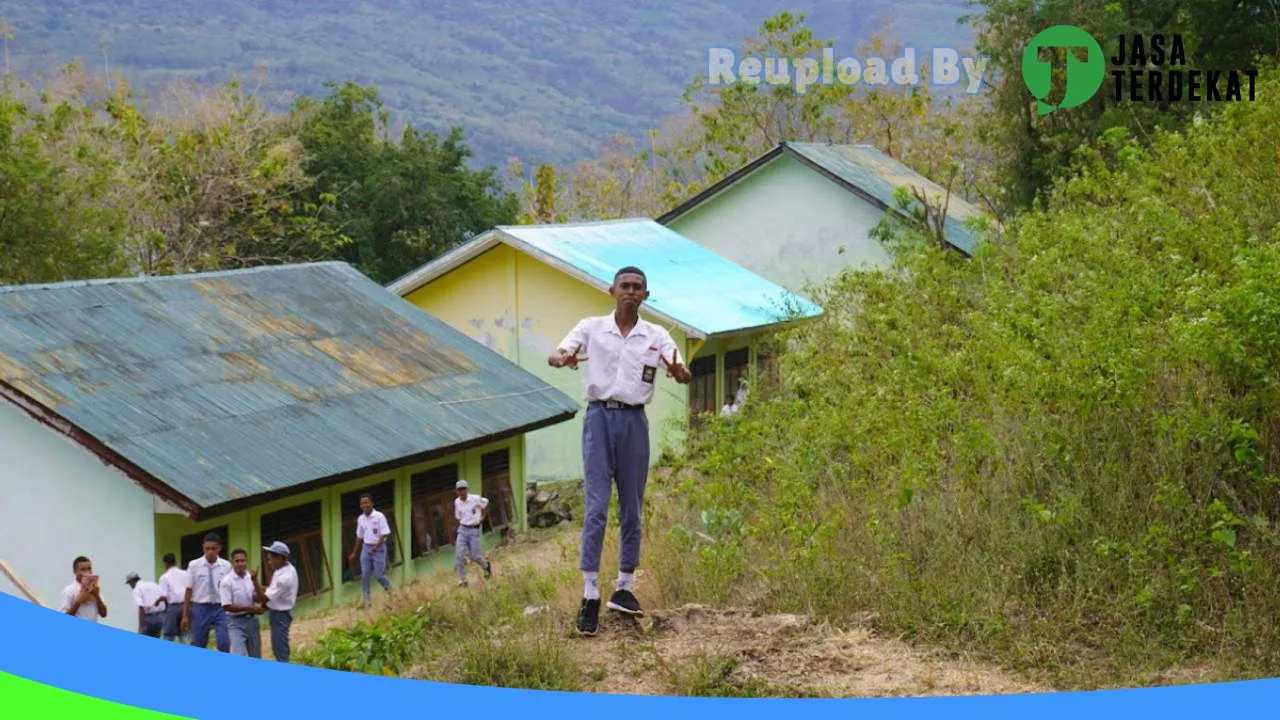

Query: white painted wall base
(0, 398), (157, 633)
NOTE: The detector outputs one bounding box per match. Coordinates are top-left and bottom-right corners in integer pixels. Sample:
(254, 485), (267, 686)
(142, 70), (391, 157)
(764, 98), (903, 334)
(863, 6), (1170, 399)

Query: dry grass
(278, 508), (1045, 698)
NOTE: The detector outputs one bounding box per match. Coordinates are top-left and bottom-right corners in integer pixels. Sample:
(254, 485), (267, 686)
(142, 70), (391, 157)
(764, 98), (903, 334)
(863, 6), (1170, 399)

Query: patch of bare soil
(571, 604), (1045, 698)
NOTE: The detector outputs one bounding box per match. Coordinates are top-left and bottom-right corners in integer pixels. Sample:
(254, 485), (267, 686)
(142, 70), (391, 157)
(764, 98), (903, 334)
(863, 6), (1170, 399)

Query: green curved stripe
(0, 671), (192, 718)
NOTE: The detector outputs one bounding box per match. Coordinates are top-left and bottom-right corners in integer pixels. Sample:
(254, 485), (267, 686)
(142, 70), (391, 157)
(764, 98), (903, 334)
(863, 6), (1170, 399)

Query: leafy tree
(0, 76), (127, 284)
(290, 81), (518, 284)
(655, 66), (1280, 685)
(963, 0), (1280, 212)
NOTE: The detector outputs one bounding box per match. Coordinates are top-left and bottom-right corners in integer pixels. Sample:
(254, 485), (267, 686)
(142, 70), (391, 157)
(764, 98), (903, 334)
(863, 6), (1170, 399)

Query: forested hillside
(0, 0), (974, 168)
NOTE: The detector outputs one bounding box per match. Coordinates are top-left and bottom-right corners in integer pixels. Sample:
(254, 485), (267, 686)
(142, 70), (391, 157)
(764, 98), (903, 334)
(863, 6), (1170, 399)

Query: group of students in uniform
(60, 535), (300, 662)
(58, 266), (678, 652)
(58, 485), (496, 660)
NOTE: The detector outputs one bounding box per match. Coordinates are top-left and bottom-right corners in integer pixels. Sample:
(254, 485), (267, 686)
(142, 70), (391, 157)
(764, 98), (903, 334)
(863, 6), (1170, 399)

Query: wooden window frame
(687, 354), (718, 418)
(340, 480), (403, 585)
(723, 348), (749, 407)
(180, 525), (230, 568)
(481, 449), (515, 533)
(259, 501), (331, 600)
(410, 464), (459, 558)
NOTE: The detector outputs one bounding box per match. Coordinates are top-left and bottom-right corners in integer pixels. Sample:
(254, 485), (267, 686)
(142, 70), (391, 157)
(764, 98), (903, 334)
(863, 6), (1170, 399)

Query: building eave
(0, 379), (204, 518)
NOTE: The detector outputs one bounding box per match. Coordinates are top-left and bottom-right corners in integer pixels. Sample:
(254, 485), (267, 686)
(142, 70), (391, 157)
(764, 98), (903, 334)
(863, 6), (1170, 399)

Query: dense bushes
(650, 68), (1280, 686)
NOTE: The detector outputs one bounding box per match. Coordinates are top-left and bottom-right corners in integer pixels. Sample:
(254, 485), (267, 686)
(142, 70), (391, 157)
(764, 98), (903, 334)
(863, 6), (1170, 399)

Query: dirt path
(273, 522), (1043, 698)
(572, 605), (1042, 697)
(272, 525), (576, 652)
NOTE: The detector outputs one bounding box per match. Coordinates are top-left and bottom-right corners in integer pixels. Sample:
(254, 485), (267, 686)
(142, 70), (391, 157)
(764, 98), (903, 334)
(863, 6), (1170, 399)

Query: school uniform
(355, 510), (392, 601)
(157, 566), (189, 641)
(59, 581), (102, 622)
(218, 570), (261, 658)
(262, 558), (298, 663)
(186, 555), (233, 652)
(454, 492), (491, 583)
(132, 580), (166, 637)
(557, 313), (679, 577)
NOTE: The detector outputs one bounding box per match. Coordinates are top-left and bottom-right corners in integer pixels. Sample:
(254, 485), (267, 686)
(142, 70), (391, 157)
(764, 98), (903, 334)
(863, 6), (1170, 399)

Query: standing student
(218, 548), (263, 658)
(347, 493), (392, 603)
(548, 266), (691, 636)
(453, 480), (492, 587)
(125, 571), (166, 637)
(59, 556), (107, 622)
(157, 553), (189, 642)
(259, 541), (298, 663)
(183, 532), (232, 652)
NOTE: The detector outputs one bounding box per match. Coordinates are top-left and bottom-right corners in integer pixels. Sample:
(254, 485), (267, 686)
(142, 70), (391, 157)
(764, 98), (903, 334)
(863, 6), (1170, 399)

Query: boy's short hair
(614, 266), (646, 285)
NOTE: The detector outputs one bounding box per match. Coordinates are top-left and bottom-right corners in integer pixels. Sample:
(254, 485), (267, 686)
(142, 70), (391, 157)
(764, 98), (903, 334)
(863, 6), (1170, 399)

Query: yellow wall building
(388, 219), (823, 484)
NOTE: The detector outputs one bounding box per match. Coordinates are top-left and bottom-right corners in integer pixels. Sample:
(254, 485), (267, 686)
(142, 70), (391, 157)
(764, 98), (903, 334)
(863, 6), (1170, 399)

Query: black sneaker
(483, 561), (492, 579)
(576, 598), (600, 636)
(606, 589), (644, 616)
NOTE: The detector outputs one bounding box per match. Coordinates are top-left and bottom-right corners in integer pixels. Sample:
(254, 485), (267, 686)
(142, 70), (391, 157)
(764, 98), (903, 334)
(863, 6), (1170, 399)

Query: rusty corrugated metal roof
(0, 262), (579, 516)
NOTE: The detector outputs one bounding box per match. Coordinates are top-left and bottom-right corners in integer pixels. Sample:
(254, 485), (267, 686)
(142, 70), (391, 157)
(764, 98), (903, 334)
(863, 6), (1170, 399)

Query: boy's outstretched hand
(548, 345), (587, 370)
(660, 353), (691, 383)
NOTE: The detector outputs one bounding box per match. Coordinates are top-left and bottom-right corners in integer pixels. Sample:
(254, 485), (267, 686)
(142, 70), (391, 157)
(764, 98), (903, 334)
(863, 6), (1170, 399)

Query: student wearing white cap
(259, 540), (298, 663)
(125, 571), (166, 638)
(454, 480), (492, 587)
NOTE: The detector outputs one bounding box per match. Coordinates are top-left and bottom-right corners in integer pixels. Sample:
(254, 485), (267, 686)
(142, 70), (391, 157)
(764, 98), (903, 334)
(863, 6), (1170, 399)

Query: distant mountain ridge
(3, 0), (976, 169)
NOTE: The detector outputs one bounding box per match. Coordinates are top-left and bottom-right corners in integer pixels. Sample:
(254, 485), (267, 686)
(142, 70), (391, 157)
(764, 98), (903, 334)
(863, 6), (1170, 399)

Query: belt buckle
(604, 400), (623, 409)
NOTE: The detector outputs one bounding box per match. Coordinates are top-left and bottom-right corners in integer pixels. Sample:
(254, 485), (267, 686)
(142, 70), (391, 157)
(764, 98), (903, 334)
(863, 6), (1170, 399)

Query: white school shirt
(557, 314), (680, 406)
(133, 580), (165, 615)
(158, 567), (189, 605)
(218, 571), (257, 614)
(264, 563), (298, 612)
(355, 510), (391, 546)
(455, 494), (489, 527)
(59, 581), (101, 622)
(186, 556), (233, 604)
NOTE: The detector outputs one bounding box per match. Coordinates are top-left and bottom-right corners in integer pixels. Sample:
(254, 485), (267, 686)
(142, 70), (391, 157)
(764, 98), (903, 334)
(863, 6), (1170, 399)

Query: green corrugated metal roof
(656, 142), (988, 256)
(782, 142), (984, 254)
(0, 262), (579, 516)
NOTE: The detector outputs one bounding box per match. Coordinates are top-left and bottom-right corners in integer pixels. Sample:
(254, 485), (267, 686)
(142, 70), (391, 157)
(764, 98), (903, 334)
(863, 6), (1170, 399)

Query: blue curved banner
(0, 591), (1275, 718)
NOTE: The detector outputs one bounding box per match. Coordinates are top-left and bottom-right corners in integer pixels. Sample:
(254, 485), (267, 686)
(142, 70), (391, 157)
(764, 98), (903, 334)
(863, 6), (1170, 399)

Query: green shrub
(650, 69), (1280, 686)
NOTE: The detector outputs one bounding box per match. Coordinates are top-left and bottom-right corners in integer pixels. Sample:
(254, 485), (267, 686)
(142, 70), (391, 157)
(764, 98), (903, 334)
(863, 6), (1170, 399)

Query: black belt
(460, 523), (481, 529)
(590, 400), (643, 410)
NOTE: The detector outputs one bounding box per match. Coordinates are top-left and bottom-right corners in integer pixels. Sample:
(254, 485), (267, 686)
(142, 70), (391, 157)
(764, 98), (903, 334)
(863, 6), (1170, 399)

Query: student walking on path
(348, 493), (392, 603)
(454, 480), (492, 587)
(183, 533), (232, 652)
(260, 541), (298, 663)
(548, 266), (691, 636)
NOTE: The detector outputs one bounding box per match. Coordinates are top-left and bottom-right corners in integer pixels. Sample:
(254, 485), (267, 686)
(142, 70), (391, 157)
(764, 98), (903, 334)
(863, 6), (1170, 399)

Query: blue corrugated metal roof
(495, 220), (822, 336)
(783, 142), (984, 255)
(0, 262), (579, 515)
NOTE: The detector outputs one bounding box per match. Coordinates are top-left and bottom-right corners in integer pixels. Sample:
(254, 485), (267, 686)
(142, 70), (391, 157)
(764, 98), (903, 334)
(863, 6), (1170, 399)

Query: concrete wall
(0, 398), (157, 633)
(666, 153), (895, 297)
